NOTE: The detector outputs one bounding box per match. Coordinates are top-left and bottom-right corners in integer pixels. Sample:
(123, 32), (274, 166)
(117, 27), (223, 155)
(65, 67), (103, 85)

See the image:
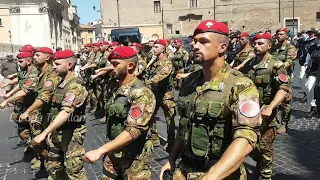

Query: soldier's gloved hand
(159, 161), (175, 180)
(82, 149), (104, 164)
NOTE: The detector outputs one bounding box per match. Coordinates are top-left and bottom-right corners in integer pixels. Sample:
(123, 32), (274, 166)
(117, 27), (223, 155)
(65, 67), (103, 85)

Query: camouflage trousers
(86, 83), (97, 108)
(45, 125), (87, 180)
(10, 103), (30, 143)
(149, 95), (176, 148)
(102, 140), (153, 180)
(173, 155), (247, 180)
(278, 84), (293, 124)
(29, 111), (49, 159)
(256, 127), (277, 180)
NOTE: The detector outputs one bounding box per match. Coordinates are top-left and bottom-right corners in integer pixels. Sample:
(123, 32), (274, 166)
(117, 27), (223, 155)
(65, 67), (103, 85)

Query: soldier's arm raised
(4, 85), (20, 98)
(146, 62), (172, 85)
(0, 89), (26, 108)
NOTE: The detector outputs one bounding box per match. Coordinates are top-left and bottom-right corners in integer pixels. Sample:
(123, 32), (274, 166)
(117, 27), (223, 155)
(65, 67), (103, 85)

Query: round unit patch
(64, 94), (75, 102)
(279, 74), (288, 83)
(44, 80), (53, 87)
(239, 100), (259, 118)
(129, 106), (142, 119)
(25, 80), (32, 86)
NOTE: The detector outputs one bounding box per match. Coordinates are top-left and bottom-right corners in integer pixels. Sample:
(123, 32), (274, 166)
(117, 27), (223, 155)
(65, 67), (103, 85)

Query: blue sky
(73, 0), (101, 24)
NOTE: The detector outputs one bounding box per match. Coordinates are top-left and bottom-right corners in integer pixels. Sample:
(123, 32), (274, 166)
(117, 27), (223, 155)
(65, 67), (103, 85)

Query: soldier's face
(175, 42), (181, 48)
(53, 59), (69, 77)
(239, 37), (248, 46)
(130, 46), (140, 54)
(84, 47), (91, 52)
(33, 52), (48, 67)
(110, 59), (128, 80)
(277, 31), (288, 42)
(18, 58), (28, 71)
(253, 39), (272, 55)
(101, 45), (109, 51)
(93, 46), (99, 53)
(153, 44), (165, 56)
(149, 42), (154, 47)
(193, 32), (227, 64)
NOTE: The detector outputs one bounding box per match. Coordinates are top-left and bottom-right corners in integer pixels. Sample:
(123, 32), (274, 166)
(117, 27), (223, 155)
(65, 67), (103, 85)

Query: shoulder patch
(64, 94), (75, 102)
(44, 80), (53, 87)
(288, 51), (295, 56)
(278, 74), (288, 83)
(25, 80), (32, 86)
(239, 100), (260, 118)
(129, 106), (142, 119)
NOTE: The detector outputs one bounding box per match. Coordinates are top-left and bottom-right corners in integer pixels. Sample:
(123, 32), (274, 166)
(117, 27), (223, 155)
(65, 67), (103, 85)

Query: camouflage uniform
(84, 51), (97, 109)
(145, 56), (176, 149)
(103, 77), (156, 179)
(45, 73), (88, 180)
(13, 66), (39, 143)
(184, 52), (202, 73)
(243, 53), (291, 179)
(233, 46), (255, 67)
(272, 42), (296, 126)
(92, 51), (104, 113)
(175, 64), (261, 179)
(172, 48), (189, 89)
(134, 54), (147, 79)
(30, 65), (61, 158)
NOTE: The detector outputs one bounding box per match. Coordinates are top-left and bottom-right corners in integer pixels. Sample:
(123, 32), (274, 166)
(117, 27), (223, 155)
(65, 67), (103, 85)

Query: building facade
(101, 0), (320, 41)
(80, 24), (96, 45)
(0, 0), (81, 53)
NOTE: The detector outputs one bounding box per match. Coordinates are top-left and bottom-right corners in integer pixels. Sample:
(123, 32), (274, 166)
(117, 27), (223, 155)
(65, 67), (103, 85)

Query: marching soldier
(145, 39), (176, 152)
(271, 28), (296, 134)
(172, 38), (189, 90)
(232, 32), (255, 70)
(160, 20), (261, 180)
(19, 47), (61, 170)
(0, 51), (38, 152)
(130, 42), (147, 78)
(83, 46), (156, 180)
(242, 33), (290, 179)
(33, 50), (88, 179)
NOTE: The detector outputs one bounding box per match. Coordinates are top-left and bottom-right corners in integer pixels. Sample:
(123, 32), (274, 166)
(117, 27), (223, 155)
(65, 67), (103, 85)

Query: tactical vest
(272, 44), (295, 75)
(50, 78), (86, 130)
(172, 50), (187, 73)
(177, 69), (240, 160)
(105, 78), (147, 158)
(247, 59), (277, 105)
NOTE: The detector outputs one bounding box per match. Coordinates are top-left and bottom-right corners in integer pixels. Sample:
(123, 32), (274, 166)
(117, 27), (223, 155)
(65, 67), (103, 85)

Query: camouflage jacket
(271, 41), (297, 75)
(177, 64), (261, 163)
(134, 54), (147, 74)
(243, 53), (291, 127)
(172, 48), (189, 73)
(145, 56), (174, 97)
(233, 46), (255, 67)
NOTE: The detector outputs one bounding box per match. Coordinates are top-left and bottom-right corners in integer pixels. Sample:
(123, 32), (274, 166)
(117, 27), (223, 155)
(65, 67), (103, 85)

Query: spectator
(0, 54), (18, 92)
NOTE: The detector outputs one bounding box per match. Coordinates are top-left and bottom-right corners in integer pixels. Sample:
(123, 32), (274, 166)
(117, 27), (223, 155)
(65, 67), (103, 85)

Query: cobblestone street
(0, 65), (319, 180)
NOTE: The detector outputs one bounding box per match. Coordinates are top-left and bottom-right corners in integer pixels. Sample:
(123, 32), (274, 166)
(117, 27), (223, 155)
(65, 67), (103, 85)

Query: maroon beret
(131, 42), (142, 48)
(17, 52), (33, 59)
(102, 41), (110, 45)
(194, 20), (229, 37)
(149, 40), (155, 42)
(253, 33), (273, 41)
(108, 46), (137, 61)
(175, 39), (182, 43)
(84, 43), (93, 47)
(111, 42), (119, 46)
(239, 32), (249, 38)
(277, 28), (288, 33)
(54, 50), (75, 60)
(19, 44), (36, 53)
(93, 43), (101, 47)
(36, 47), (53, 55)
(155, 39), (166, 46)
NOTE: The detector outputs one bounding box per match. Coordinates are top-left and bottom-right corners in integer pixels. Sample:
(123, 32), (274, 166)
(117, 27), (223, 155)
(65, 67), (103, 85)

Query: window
(189, 0), (198, 7)
(167, 24), (173, 34)
(0, 18), (2, 26)
(154, 1), (161, 13)
(89, 38), (93, 43)
(175, 30), (180, 34)
(88, 30), (93, 33)
(317, 12), (320, 22)
(285, 19), (298, 33)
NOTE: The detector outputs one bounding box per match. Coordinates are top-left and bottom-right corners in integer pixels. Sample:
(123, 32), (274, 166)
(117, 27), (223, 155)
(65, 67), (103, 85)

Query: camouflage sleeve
(285, 45), (297, 66)
(61, 82), (88, 114)
(125, 86), (156, 139)
(272, 61), (291, 93)
(93, 52), (102, 65)
(21, 73), (38, 93)
(183, 51), (189, 62)
(230, 77), (261, 148)
(36, 74), (61, 103)
(146, 61), (173, 85)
